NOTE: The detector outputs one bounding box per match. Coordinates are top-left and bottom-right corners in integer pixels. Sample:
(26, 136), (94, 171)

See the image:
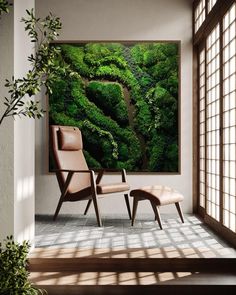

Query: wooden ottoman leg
(131, 198), (139, 226)
(175, 202), (184, 223)
(151, 202), (163, 230)
(124, 193), (132, 220)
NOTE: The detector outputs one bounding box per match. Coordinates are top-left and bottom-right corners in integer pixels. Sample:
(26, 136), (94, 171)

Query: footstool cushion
(130, 185), (184, 206)
(130, 185), (184, 229)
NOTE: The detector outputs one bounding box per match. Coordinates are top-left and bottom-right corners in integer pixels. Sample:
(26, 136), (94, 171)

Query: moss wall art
(49, 42), (180, 172)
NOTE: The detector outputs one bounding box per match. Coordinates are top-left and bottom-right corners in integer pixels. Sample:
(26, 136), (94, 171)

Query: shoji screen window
(195, 0), (206, 33)
(195, 0), (236, 245)
(222, 3), (236, 233)
(206, 24), (220, 221)
(199, 49), (206, 208)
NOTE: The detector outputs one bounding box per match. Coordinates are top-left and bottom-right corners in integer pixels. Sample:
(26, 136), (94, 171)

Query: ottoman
(130, 185), (184, 229)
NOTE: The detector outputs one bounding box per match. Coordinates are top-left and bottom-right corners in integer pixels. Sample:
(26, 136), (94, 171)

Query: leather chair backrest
(50, 125), (91, 194)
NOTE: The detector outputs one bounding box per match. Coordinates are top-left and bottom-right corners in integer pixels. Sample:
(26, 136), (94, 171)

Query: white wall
(0, 0), (35, 243)
(14, 0), (35, 243)
(0, 4), (14, 241)
(35, 0), (193, 216)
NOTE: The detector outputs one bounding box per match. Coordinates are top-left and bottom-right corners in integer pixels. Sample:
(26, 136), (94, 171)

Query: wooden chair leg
(92, 195), (102, 227)
(124, 194), (132, 220)
(131, 198), (139, 226)
(84, 199), (92, 215)
(175, 202), (184, 223)
(54, 171), (74, 221)
(53, 199), (63, 221)
(151, 202), (163, 230)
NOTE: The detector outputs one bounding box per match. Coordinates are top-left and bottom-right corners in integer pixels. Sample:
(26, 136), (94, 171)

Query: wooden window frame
(193, 0), (236, 247)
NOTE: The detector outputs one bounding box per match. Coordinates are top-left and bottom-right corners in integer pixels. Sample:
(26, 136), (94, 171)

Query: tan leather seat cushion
(97, 182), (130, 194)
(130, 185), (184, 206)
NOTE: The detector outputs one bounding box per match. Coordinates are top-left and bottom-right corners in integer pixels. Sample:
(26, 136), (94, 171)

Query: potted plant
(0, 236), (45, 294)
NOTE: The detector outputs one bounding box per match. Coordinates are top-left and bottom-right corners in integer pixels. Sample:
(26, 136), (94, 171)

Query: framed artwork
(49, 41), (180, 172)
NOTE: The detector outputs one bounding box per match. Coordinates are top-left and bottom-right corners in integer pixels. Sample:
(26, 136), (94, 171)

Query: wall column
(0, 0), (35, 244)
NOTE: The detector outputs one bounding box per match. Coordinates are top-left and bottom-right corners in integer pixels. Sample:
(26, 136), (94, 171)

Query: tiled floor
(35, 214), (236, 258)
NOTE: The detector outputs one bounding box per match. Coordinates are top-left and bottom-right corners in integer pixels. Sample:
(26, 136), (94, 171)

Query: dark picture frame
(48, 41), (180, 173)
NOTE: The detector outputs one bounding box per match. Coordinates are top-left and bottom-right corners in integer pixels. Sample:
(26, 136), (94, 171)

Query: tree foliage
(0, 8), (74, 125)
(0, 0), (9, 16)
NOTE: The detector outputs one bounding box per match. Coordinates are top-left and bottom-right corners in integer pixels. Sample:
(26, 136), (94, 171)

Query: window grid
(208, 0), (217, 13)
(195, 0), (206, 33)
(199, 49), (206, 208)
(196, 1), (236, 242)
(222, 3), (236, 233)
(206, 24), (220, 221)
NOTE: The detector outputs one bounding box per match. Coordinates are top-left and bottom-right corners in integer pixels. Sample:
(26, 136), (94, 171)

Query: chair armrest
(52, 169), (94, 174)
(53, 169), (97, 196)
(96, 168), (127, 184)
(94, 168), (124, 172)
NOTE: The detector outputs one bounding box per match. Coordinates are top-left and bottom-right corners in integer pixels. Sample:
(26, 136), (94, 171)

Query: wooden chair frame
(53, 168), (131, 227)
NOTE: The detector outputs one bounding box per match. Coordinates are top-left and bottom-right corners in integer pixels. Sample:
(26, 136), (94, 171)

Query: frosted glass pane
(230, 162), (235, 177)
(200, 50), (205, 63)
(224, 62), (229, 78)
(230, 179), (236, 195)
(224, 95), (230, 111)
(224, 193), (230, 210)
(200, 182), (205, 193)
(200, 75), (205, 86)
(230, 91), (236, 108)
(200, 111), (205, 123)
(224, 79), (230, 95)
(229, 4), (236, 24)
(195, 0), (206, 32)
(212, 161), (216, 172)
(216, 130), (220, 144)
(216, 206), (220, 221)
(224, 210), (229, 227)
(216, 71), (220, 85)
(200, 195), (205, 207)
(212, 206), (216, 218)
(224, 112), (230, 127)
(230, 110), (236, 126)
(200, 147), (205, 158)
(200, 97), (205, 108)
(230, 74), (236, 92)
(224, 146), (229, 160)
(230, 57), (236, 74)
(230, 23), (236, 41)
(224, 29), (229, 45)
(230, 40), (235, 58)
(224, 46), (230, 62)
(224, 161), (229, 177)
(200, 171), (205, 180)
(230, 213), (235, 232)
(224, 13), (230, 31)
(230, 144), (236, 160)
(216, 160), (220, 174)
(224, 128), (229, 143)
(216, 191), (220, 205)
(230, 195), (236, 212)
(200, 64), (205, 75)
